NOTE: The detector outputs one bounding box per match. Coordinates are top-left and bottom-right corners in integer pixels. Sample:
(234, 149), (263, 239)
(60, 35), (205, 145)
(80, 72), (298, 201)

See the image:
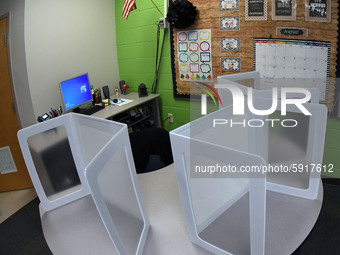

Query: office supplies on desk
(42, 106), (63, 121)
(37, 113), (50, 122)
(92, 88), (102, 104)
(114, 86), (120, 98)
(110, 98), (134, 106)
(110, 98), (123, 105)
(102, 99), (109, 106)
(121, 84), (130, 94)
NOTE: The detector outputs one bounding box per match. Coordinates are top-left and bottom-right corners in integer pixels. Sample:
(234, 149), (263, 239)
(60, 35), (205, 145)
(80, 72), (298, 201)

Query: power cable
(152, 21), (166, 94)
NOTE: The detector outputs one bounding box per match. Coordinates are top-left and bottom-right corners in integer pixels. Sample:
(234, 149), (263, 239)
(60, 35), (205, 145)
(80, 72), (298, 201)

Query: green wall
(115, 0), (190, 131)
(115, 0), (340, 179)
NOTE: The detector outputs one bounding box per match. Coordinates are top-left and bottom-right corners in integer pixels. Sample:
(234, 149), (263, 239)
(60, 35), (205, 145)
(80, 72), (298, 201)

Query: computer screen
(59, 73), (93, 112)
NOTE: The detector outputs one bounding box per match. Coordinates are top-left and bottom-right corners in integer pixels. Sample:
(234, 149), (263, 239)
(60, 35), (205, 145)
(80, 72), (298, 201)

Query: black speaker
(138, 83), (148, 97)
(102, 85), (110, 99)
(119, 80), (125, 93)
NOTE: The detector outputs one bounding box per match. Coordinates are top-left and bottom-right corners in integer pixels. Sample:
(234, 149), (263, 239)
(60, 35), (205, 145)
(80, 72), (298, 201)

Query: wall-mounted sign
(221, 57), (241, 72)
(276, 27), (308, 36)
(220, 16), (240, 30)
(245, 0), (268, 20)
(305, 0), (331, 22)
(220, 0), (240, 11)
(272, 0), (296, 20)
(221, 38), (241, 52)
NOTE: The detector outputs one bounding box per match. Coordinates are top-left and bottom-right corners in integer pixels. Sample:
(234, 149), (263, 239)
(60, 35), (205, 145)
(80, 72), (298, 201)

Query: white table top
(40, 164), (322, 255)
(91, 92), (159, 120)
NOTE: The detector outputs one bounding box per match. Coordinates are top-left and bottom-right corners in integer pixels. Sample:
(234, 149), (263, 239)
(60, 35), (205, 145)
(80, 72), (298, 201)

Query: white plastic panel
(217, 72), (320, 111)
(170, 104), (267, 255)
(85, 127), (149, 255)
(170, 91), (327, 254)
(17, 113), (126, 211)
(255, 98), (327, 199)
(27, 125), (81, 200)
(18, 113), (150, 255)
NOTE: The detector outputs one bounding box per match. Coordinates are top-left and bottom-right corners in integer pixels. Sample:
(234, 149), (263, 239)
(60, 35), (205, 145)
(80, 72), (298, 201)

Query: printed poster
(245, 0), (268, 20)
(177, 29), (213, 82)
(272, 0), (296, 20)
(305, 0), (331, 22)
(275, 0), (292, 16)
(309, 0), (328, 18)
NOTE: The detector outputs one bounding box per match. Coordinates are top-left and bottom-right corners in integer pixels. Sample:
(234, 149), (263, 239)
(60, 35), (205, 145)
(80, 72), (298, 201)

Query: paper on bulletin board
(177, 29), (213, 82)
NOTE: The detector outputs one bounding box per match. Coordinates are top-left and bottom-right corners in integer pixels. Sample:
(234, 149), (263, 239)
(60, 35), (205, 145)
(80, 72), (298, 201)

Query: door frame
(0, 12), (22, 128)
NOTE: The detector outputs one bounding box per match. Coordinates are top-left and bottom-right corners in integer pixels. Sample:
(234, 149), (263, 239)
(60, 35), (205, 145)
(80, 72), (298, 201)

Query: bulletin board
(169, 0), (338, 110)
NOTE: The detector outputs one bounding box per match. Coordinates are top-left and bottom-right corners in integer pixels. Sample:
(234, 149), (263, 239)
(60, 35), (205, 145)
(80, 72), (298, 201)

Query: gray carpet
(292, 180), (340, 255)
(0, 198), (52, 255)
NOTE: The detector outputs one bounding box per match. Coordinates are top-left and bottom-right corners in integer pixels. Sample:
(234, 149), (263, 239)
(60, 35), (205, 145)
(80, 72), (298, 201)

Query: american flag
(122, 0), (137, 19)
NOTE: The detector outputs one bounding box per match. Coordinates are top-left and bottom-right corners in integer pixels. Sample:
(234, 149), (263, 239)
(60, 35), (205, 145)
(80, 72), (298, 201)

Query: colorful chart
(177, 29), (213, 82)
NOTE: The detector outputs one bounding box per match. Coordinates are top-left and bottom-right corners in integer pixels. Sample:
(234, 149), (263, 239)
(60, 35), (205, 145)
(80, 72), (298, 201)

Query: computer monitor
(59, 73), (93, 112)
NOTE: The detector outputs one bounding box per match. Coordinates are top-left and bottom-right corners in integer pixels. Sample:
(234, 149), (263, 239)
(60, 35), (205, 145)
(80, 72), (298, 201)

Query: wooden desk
(91, 93), (160, 132)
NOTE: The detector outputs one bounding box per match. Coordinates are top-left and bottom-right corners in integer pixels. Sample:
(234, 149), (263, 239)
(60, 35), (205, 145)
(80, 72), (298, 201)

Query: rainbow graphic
(197, 82), (223, 107)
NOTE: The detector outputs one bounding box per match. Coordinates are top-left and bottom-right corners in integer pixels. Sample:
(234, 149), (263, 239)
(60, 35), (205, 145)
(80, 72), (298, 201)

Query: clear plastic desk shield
(170, 96), (327, 255)
(18, 113), (149, 255)
(217, 72), (320, 108)
(216, 73), (326, 199)
(85, 126), (149, 255)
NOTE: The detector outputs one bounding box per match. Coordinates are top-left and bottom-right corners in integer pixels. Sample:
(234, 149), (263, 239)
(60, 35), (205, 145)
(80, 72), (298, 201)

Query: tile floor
(0, 188), (37, 223)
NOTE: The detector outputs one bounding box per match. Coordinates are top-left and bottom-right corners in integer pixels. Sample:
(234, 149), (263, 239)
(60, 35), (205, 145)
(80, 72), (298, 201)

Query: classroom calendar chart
(254, 39), (331, 102)
(177, 29), (213, 82)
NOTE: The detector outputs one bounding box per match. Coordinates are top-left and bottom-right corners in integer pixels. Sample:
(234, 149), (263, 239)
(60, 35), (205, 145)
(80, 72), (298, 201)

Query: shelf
(127, 114), (153, 128)
(91, 92), (161, 133)
(115, 114), (130, 122)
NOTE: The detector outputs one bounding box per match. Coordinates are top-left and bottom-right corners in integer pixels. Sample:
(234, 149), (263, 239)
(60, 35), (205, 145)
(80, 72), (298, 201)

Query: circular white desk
(40, 164), (323, 255)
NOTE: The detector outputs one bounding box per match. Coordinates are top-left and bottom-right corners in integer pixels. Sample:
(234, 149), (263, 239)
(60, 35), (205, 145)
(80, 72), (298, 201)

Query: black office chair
(129, 128), (174, 174)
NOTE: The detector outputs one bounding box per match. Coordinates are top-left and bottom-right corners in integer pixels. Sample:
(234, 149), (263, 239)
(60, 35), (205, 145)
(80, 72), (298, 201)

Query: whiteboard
(253, 39), (331, 103)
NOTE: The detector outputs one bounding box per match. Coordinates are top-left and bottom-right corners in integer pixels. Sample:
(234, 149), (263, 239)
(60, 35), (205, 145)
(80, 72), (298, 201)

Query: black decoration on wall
(166, 0), (197, 29)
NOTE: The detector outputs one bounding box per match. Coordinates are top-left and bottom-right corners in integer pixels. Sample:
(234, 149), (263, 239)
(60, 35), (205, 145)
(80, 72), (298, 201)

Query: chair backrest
(129, 128), (173, 173)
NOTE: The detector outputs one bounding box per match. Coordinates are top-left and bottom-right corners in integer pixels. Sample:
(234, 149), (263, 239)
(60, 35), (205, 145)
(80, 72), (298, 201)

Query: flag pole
(150, 0), (164, 17)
